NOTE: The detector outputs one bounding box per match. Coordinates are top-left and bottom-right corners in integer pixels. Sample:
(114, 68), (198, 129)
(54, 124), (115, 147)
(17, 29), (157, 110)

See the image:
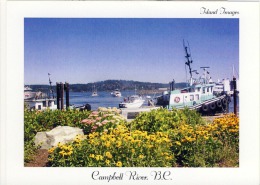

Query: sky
(24, 18), (239, 85)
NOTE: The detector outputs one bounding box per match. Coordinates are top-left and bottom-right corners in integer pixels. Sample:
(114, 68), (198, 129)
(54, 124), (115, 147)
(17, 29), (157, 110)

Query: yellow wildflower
(105, 160), (110, 165)
(116, 161), (122, 167)
(116, 141), (122, 148)
(48, 147), (55, 154)
(105, 151), (112, 159)
(105, 141), (111, 147)
(95, 155), (103, 161)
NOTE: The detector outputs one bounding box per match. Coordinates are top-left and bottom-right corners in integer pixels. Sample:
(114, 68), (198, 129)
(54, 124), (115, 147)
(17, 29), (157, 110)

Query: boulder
(34, 126), (84, 149)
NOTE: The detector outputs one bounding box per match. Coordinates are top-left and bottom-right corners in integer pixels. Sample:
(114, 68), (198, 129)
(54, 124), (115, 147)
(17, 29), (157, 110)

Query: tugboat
(156, 41), (231, 115)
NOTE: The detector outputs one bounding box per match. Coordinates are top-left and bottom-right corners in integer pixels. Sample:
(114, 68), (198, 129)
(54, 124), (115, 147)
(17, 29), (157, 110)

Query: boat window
(190, 95), (194, 101)
(203, 87), (205, 93)
(207, 88), (209, 92)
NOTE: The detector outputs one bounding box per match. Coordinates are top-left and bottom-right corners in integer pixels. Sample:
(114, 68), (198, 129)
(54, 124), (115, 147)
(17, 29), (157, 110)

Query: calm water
(68, 91), (239, 112)
(69, 90), (154, 110)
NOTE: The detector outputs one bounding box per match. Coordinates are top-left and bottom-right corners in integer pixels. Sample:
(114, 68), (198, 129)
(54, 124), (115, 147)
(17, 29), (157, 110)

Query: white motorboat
(119, 95), (145, 109)
(111, 89), (121, 97)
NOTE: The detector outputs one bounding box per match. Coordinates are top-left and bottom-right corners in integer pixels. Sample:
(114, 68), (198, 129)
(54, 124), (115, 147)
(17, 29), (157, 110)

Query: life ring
(174, 97), (180, 103)
(210, 103), (216, 110)
(202, 104), (208, 112)
(216, 100), (222, 108)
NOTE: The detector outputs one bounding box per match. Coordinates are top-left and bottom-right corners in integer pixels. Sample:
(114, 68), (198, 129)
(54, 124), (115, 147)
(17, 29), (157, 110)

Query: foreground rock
(34, 126), (84, 149)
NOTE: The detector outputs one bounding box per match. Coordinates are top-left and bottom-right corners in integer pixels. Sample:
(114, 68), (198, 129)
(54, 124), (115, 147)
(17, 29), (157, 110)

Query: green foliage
(129, 109), (239, 167)
(25, 107), (239, 167)
(24, 108), (127, 164)
(24, 109), (91, 163)
(130, 107), (204, 133)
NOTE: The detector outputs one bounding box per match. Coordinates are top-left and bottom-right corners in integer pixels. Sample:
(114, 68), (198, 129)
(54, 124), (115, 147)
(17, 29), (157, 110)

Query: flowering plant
(80, 107), (126, 134)
(47, 125), (174, 167)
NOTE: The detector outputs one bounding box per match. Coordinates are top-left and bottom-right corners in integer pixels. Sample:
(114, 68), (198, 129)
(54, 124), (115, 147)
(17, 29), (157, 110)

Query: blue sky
(24, 18), (239, 85)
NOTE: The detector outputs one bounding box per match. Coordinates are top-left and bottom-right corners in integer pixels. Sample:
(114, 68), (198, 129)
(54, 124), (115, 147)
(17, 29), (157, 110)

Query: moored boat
(119, 95), (145, 109)
(111, 89), (122, 97)
(156, 41), (231, 115)
(91, 84), (98, 96)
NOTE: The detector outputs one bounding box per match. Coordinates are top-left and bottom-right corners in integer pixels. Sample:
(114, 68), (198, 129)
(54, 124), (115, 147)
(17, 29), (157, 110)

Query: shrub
(170, 113), (239, 167)
(129, 107), (204, 133)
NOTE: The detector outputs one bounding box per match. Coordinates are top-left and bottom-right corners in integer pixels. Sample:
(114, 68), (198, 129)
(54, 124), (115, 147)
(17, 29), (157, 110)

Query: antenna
(200, 67), (210, 83)
(192, 70), (199, 75)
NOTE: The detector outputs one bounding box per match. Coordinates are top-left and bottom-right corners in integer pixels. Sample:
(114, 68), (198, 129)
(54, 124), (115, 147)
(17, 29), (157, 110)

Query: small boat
(119, 95), (145, 109)
(111, 89), (122, 97)
(92, 84), (98, 96)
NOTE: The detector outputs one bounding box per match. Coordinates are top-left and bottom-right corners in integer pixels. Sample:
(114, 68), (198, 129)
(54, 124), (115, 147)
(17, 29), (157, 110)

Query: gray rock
(34, 132), (49, 149)
(34, 126), (84, 149)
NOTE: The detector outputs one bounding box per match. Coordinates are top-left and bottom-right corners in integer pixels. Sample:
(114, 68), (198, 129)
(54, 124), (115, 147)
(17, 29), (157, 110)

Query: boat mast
(48, 73), (54, 99)
(183, 40), (193, 85)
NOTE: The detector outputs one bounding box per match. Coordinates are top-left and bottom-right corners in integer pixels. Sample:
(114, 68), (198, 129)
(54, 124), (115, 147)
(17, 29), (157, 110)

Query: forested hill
(26, 80), (188, 92)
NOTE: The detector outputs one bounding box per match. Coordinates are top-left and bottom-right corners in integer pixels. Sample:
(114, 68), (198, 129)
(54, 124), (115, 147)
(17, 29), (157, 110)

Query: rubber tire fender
(202, 104), (209, 112)
(210, 103), (216, 110)
(222, 98), (228, 106)
(216, 100), (222, 108)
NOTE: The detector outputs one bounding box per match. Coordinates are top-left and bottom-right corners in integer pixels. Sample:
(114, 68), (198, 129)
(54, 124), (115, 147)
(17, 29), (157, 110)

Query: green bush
(24, 107), (126, 164)
(129, 107), (204, 133)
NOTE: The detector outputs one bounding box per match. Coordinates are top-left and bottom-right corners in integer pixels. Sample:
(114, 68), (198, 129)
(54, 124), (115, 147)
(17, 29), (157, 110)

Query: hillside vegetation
(26, 80), (188, 92)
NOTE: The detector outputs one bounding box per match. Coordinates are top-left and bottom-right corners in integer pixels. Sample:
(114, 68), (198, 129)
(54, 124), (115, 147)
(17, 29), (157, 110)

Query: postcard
(0, 1), (259, 185)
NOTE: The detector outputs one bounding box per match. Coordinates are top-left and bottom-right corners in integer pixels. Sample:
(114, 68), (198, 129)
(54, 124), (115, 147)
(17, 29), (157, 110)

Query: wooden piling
(233, 77), (237, 116)
(56, 82), (60, 110)
(65, 82), (70, 110)
(60, 82), (64, 110)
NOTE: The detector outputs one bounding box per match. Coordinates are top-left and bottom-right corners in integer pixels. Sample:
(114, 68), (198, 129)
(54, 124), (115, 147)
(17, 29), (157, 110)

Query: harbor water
(69, 90), (153, 110)
(69, 91), (239, 112)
